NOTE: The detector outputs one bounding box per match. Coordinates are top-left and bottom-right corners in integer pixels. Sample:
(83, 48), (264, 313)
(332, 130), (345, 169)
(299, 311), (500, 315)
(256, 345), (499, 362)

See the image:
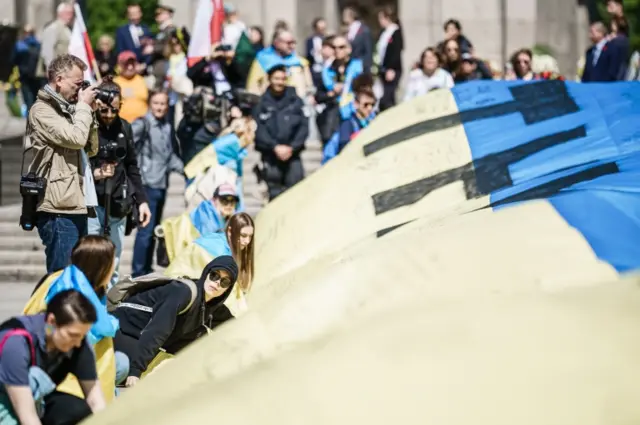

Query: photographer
(89, 77), (152, 286)
(186, 41), (255, 91)
(22, 53), (99, 274)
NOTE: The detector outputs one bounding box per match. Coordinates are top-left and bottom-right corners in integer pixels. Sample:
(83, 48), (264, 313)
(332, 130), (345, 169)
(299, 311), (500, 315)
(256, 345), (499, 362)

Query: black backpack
(19, 43), (42, 79)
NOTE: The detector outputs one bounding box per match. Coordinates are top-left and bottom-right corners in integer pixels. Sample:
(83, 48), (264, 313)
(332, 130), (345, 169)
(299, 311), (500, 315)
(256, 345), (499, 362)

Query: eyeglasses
(99, 106), (119, 114)
(209, 271), (233, 289)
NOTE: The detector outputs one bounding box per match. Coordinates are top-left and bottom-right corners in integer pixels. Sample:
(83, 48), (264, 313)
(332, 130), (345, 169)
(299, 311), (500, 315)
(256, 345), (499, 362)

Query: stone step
(0, 264), (46, 282)
(0, 249), (46, 266)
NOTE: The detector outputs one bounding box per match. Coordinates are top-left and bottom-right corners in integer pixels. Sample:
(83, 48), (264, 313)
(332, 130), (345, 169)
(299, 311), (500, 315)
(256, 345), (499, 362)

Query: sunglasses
(218, 196), (237, 205)
(209, 271), (233, 289)
(99, 106), (119, 114)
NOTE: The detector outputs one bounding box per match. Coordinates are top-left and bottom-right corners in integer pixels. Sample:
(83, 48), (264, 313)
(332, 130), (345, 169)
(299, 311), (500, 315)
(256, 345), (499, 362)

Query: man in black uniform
(253, 64), (309, 200)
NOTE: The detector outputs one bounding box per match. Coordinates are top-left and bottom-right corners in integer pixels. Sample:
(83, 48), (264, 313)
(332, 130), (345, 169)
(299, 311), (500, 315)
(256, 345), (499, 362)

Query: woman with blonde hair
(24, 236), (127, 407)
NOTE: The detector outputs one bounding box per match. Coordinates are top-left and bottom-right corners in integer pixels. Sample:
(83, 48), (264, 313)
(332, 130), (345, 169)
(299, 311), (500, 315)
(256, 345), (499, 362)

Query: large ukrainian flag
(84, 81), (640, 425)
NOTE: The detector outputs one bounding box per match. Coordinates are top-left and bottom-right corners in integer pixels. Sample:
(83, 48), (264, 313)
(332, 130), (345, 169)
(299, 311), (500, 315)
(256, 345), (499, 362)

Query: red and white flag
(68, 3), (98, 81)
(187, 0), (225, 67)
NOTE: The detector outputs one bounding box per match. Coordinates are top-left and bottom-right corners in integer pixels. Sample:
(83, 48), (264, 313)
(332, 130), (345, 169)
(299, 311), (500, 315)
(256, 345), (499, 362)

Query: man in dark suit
(305, 17), (327, 77)
(582, 22), (618, 82)
(342, 6), (373, 73)
(115, 3), (153, 63)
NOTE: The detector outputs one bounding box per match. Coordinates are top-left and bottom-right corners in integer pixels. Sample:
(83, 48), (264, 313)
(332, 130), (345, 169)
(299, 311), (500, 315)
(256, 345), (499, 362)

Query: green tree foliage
(597, 0), (640, 51)
(85, 0), (159, 47)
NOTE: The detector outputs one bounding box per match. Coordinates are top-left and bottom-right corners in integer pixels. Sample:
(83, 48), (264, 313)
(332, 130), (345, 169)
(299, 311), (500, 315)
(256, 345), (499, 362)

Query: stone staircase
(0, 140), (323, 286)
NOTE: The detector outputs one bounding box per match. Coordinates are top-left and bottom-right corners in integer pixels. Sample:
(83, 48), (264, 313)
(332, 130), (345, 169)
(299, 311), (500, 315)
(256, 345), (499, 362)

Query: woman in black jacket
(376, 5), (403, 111)
(112, 256), (238, 387)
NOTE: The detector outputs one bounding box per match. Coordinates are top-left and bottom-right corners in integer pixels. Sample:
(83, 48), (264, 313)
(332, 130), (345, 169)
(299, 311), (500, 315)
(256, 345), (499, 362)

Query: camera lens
(95, 89), (117, 105)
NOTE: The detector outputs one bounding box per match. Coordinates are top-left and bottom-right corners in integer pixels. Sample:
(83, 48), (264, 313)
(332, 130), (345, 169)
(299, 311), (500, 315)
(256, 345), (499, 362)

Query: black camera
(215, 44), (233, 52)
(231, 89), (260, 116)
(80, 80), (119, 104)
(19, 173), (46, 231)
(98, 134), (127, 163)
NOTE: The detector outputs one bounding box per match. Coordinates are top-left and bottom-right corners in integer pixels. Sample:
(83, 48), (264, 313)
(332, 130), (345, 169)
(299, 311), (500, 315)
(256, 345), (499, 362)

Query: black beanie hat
(203, 255), (239, 285)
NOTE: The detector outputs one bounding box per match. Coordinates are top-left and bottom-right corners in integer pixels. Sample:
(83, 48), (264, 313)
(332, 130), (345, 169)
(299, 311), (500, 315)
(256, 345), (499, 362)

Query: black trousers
(263, 155), (305, 201)
(316, 103), (339, 145)
(113, 330), (139, 365)
(42, 391), (92, 425)
(379, 75), (400, 112)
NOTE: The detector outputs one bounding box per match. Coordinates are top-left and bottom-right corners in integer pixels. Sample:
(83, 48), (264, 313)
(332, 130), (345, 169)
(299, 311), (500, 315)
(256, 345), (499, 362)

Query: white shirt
(347, 21), (361, 41)
(403, 68), (454, 101)
(311, 35), (323, 72)
(223, 20), (247, 49)
(129, 24), (143, 48)
(592, 38), (608, 66)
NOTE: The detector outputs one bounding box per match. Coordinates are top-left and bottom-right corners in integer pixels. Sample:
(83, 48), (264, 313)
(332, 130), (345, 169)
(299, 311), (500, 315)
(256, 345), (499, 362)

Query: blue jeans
(132, 187), (166, 277)
(0, 366), (56, 424)
(87, 206), (126, 288)
(36, 213), (87, 274)
(114, 351), (129, 387)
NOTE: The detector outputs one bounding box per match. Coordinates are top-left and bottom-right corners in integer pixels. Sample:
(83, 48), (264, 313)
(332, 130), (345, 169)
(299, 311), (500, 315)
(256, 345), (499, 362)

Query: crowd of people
(0, 0), (635, 423)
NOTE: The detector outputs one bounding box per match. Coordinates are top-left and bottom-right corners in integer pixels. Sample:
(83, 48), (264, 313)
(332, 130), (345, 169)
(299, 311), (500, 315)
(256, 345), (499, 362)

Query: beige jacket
(27, 90), (98, 214)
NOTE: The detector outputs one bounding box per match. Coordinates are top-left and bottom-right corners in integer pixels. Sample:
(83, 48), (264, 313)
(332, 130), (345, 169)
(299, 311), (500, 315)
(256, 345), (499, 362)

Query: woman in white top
(403, 48), (454, 101)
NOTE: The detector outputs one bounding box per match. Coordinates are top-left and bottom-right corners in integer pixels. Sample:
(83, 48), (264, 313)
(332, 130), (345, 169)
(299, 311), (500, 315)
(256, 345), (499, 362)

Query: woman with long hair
(441, 38), (461, 78)
(24, 236), (127, 407)
(225, 212), (255, 293)
(164, 212), (255, 296)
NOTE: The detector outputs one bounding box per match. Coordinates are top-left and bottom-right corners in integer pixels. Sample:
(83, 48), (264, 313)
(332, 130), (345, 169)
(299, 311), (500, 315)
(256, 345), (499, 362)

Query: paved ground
(0, 284), (33, 321)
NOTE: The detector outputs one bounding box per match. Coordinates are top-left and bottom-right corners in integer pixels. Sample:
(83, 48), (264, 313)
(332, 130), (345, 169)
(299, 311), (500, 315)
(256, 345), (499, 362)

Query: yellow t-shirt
(114, 74), (149, 123)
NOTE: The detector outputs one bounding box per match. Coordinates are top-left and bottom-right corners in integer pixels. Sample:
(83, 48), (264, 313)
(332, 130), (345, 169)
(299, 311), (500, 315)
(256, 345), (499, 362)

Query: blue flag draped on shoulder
(45, 265), (119, 345)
